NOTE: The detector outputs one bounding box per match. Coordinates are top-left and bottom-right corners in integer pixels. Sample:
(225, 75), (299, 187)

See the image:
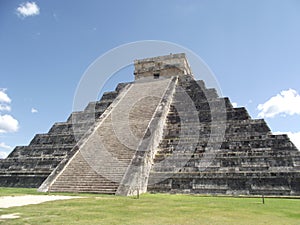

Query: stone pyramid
(0, 53), (299, 196)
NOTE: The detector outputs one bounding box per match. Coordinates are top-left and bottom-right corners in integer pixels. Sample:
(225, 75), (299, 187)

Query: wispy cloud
(0, 142), (13, 151)
(274, 131), (300, 150)
(16, 2), (40, 18)
(174, 2), (198, 15)
(0, 89), (12, 112)
(257, 89), (300, 118)
(53, 13), (58, 21)
(0, 142), (12, 159)
(31, 108), (38, 113)
(0, 89), (11, 103)
(0, 151), (8, 159)
(0, 105), (11, 112)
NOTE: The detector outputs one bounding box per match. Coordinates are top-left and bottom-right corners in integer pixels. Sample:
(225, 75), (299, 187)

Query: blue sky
(1, 0), (300, 158)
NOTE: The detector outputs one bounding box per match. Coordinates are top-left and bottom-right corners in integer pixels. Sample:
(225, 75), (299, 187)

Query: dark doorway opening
(153, 73), (160, 79)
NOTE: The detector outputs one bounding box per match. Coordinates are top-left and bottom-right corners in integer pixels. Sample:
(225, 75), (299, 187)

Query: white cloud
(0, 114), (19, 133)
(16, 2), (40, 18)
(274, 131), (300, 150)
(0, 89), (19, 134)
(232, 102), (238, 108)
(0, 151), (8, 159)
(0, 90), (18, 156)
(0, 89), (11, 103)
(31, 108), (38, 113)
(257, 89), (300, 118)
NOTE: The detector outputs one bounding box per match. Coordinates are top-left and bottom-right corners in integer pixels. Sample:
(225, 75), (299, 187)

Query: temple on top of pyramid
(0, 53), (299, 196)
(134, 53), (192, 80)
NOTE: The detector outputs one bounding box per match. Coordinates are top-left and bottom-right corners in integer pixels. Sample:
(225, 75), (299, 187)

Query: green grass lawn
(0, 188), (299, 225)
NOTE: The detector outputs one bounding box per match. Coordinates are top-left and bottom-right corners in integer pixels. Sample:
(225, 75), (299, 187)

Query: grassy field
(0, 188), (299, 225)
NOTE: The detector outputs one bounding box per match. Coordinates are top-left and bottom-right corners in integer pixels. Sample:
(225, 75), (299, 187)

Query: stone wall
(148, 75), (300, 196)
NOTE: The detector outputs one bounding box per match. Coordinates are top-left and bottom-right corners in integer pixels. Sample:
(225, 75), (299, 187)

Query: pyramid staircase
(0, 83), (127, 187)
(38, 78), (176, 194)
(0, 53), (299, 196)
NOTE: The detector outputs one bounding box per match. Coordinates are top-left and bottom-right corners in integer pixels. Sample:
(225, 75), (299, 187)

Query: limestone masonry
(0, 53), (299, 196)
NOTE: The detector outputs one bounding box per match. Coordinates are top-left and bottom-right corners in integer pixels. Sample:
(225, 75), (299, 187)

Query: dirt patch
(0, 195), (82, 208)
(0, 213), (21, 220)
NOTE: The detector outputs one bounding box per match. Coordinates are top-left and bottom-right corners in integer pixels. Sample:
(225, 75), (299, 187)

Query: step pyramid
(0, 53), (299, 196)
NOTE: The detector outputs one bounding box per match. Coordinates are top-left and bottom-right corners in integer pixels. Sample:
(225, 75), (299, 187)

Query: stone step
(50, 185), (118, 190)
(48, 122), (94, 135)
(148, 171), (300, 179)
(99, 91), (119, 102)
(153, 150), (300, 158)
(46, 79), (172, 194)
(51, 182), (119, 188)
(49, 187), (117, 194)
(0, 171), (50, 175)
(83, 101), (113, 113)
(8, 146), (73, 158)
(56, 173), (125, 178)
(165, 108), (250, 122)
(30, 133), (77, 145)
(157, 139), (296, 150)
